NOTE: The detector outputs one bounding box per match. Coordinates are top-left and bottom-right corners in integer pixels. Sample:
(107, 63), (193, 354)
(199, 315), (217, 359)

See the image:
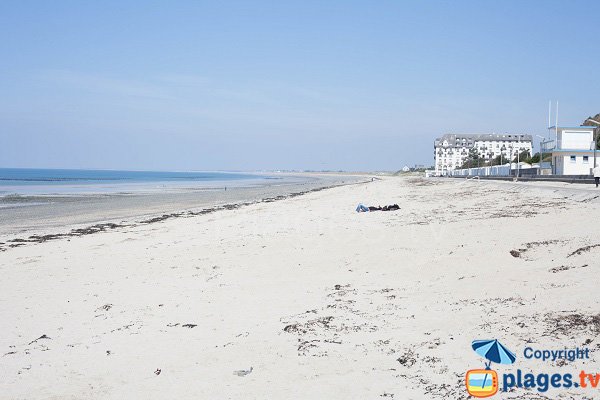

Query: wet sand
(0, 173), (363, 239)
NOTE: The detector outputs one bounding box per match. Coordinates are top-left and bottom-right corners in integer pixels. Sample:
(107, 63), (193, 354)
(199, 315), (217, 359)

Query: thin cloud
(36, 70), (176, 100)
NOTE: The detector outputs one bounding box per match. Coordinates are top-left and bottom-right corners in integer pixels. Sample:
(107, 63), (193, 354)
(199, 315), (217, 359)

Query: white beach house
(542, 126), (597, 175)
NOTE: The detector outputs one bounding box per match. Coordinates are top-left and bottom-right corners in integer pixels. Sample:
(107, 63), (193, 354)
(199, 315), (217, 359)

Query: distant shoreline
(0, 168), (286, 197)
(0, 172), (370, 251)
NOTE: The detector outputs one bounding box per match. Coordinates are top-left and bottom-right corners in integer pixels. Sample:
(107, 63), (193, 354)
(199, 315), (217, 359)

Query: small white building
(544, 126), (597, 175)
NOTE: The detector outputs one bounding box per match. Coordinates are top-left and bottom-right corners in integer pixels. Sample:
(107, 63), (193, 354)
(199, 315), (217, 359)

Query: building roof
(548, 126), (595, 130)
(434, 133), (533, 148)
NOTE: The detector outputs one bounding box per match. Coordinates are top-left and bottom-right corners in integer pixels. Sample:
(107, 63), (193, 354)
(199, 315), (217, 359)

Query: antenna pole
(555, 101), (559, 144)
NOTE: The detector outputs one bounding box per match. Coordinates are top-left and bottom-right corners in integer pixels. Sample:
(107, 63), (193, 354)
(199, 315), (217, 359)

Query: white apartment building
(543, 126), (597, 175)
(434, 133), (533, 176)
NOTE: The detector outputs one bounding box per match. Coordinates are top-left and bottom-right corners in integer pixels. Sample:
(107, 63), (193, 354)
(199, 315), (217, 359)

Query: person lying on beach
(356, 204), (400, 212)
(356, 204), (370, 212)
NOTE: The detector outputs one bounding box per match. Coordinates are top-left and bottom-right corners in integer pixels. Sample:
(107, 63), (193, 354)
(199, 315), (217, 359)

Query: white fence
(446, 163), (539, 176)
(449, 165), (511, 177)
(427, 163), (539, 178)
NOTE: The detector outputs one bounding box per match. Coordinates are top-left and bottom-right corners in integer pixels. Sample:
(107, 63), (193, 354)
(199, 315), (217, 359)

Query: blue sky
(1, 1), (599, 171)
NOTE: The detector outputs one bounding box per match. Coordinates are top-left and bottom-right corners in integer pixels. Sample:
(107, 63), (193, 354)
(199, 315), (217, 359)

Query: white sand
(1, 176), (600, 399)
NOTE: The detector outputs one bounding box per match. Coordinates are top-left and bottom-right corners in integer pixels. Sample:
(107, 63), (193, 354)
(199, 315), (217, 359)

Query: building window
(583, 156), (589, 163)
(570, 155), (576, 163)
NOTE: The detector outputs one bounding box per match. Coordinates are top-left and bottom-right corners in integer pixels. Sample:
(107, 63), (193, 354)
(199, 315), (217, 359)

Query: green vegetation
(459, 148), (482, 169)
(460, 150), (545, 169)
(511, 150), (531, 163)
(582, 113), (600, 149)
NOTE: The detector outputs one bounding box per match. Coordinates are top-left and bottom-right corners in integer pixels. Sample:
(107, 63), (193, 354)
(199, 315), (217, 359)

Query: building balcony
(541, 139), (596, 153)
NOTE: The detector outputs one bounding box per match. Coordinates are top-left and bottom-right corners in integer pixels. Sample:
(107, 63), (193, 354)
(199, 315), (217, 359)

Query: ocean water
(0, 168), (277, 196)
(0, 168), (356, 236)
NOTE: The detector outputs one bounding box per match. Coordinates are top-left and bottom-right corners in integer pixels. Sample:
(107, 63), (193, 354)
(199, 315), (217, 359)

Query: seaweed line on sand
(0, 179), (371, 252)
(567, 244), (600, 258)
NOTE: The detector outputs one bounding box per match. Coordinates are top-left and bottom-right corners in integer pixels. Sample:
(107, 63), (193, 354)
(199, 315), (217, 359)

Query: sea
(0, 168), (280, 196)
(0, 168), (359, 237)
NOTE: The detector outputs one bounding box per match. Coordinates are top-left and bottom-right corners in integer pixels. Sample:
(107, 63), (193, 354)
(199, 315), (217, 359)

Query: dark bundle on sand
(369, 204), (400, 212)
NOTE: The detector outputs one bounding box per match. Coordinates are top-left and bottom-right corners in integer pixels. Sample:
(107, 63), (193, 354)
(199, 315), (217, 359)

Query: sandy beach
(2, 176), (600, 399)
